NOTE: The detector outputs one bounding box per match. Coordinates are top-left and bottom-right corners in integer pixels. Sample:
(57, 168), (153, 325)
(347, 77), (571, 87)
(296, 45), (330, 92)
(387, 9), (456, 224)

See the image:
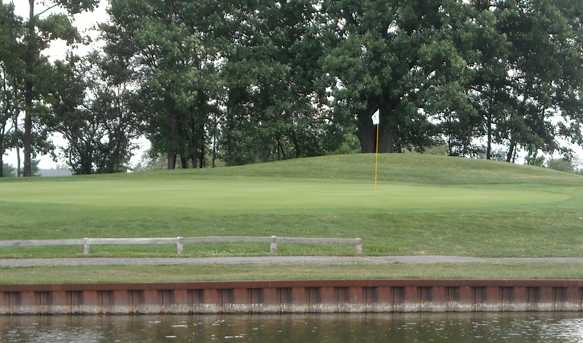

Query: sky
(3, 1), (583, 170)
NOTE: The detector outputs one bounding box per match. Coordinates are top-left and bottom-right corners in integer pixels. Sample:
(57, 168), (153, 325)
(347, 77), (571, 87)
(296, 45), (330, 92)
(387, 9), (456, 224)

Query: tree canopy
(0, 0), (582, 175)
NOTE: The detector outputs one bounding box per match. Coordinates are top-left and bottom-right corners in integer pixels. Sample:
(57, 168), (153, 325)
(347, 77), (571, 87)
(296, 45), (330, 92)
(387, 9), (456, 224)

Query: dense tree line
(0, 0), (582, 175)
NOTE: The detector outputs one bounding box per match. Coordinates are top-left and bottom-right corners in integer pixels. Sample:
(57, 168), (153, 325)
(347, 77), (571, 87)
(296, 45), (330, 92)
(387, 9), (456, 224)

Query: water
(1, 313), (583, 342)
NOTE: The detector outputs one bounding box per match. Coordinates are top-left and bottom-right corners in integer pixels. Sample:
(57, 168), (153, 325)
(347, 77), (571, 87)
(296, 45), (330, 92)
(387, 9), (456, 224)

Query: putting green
(0, 177), (568, 211)
(0, 154), (581, 257)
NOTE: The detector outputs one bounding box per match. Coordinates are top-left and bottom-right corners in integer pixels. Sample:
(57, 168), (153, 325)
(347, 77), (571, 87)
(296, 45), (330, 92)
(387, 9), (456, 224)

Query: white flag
(371, 109), (380, 125)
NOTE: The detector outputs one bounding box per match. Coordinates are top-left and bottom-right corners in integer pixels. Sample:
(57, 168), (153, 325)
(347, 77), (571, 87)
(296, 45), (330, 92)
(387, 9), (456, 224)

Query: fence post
(355, 238), (363, 255)
(270, 236), (278, 255)
(83, 238), (90, 255)
(176, 236), (184, 255)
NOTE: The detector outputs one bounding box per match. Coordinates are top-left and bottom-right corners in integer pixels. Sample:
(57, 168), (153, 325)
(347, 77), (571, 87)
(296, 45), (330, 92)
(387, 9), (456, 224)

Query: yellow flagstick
(374, 123), (380, 191)
(372, 109), (380, 191)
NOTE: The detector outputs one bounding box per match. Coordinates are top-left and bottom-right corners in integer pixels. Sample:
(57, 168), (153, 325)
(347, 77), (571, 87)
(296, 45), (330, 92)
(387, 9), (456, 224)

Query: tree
(105, 0), (347, 168)
(103, 0), (223, 169)
(0, 64), (18, 177)
(323, 0), (471, 153)
(1, 163), (14, 177)
(221, 0), (341, 165)
(465, 0), (583, 161)
(459, 1), (510, 159)
(45, 53), (140, 174)
(0, 1), (22, 177)
(24, 0), (582, 170)
(21, 0), (98, 177)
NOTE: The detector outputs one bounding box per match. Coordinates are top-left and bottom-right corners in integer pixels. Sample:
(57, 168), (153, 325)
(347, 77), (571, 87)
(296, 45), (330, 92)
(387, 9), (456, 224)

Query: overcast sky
(3, 1), (583, 170)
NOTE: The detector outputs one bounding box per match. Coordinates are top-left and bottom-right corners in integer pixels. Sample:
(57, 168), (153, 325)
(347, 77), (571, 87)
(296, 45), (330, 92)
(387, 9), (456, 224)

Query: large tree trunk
(0, 125), (4, 177)
(167, 152), (176, 169)
(167, 111), (177, 170)
(357, 99), (398, 153)
(180, 154), (188, 169)
(81, 153), (93, 175)
(16, 146), (20, 177)
(191, 152), (198, 169)
(23, 87), (32, 176)
(506, 138), (516, 163)
(379, 102), (398, 153)
(188, 114), (200, 168)
(0, 119), (4, 177)
(178, 143), (188, 169)
(199, 133), (205, 168)
(23, 0), (35, 177)
(486, 112), (492, 160)
(357, 97), (379, 153)
(13, 115), (20, 177)
(276, 139), (286, 160)
(380, 124), (397, 153)
(290, 129), (301, 158)
(190, 133), (198, 169)
(212, 124), (217, 168)
(357, 111), (375, 153)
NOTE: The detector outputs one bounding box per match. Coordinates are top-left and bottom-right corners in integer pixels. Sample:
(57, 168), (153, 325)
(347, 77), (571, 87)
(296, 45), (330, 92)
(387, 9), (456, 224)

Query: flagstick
(374, 123), (380, 191)
(371, 109), (381, 191)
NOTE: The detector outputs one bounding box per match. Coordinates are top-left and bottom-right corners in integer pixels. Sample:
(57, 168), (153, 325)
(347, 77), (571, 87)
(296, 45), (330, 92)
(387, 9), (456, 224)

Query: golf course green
(0, 153), (582, 258)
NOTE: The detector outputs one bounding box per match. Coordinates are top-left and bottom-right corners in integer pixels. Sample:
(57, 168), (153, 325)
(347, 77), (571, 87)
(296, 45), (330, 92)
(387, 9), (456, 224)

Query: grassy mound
(0, 154), (581, 258)
(191, 153), (581, 185)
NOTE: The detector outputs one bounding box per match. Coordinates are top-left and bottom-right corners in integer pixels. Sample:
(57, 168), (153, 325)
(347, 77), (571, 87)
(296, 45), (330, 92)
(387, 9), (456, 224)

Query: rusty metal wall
(1, 280), (582, 314)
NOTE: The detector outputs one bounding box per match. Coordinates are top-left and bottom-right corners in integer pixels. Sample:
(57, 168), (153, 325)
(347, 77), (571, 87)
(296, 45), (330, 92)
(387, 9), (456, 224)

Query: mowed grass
(3, 263), (583, 285)
(0, 154), (582, 258)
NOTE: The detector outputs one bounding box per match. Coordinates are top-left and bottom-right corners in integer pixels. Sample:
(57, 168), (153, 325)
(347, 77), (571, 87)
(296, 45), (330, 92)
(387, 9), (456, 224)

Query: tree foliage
(45, 53), (139, 174)
(1, 0), (583, 174)
(20, 0), (97, 177)
(0, 2), (22, 177)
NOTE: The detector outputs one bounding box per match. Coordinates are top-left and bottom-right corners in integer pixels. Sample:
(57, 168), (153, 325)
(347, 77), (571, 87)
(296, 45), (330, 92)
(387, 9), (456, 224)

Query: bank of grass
(0, 154), (582, 258)
(2, 263), (583, 284)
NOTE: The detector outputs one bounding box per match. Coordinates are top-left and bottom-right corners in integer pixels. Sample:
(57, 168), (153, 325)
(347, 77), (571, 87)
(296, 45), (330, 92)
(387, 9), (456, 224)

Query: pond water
(1, 313), (583, 342)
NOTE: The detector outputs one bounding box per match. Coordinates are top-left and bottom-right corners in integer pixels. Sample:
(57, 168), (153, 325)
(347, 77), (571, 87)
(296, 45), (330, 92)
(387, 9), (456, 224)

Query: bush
(547, 159), (575, 173)
(1, 163), (15, 177)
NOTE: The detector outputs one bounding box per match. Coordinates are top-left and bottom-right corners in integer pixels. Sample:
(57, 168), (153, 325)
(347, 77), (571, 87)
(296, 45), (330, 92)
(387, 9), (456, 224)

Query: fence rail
(0, 236), (363, 256)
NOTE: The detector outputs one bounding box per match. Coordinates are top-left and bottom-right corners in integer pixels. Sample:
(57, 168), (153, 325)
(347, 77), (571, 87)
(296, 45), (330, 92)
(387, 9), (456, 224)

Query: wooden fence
(0, 236), (363, 256)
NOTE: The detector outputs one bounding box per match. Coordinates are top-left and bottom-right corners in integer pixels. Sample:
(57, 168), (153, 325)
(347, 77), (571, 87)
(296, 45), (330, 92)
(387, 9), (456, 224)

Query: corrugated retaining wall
(1, 280), (583, 314)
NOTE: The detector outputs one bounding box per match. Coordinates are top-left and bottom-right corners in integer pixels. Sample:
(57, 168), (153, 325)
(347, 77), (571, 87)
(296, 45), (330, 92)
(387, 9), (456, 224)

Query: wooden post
(83, 238), (90, 255)
(270, 236), (278, 255)
(176, 236), (184, 255)
(355, 238), (363, 255)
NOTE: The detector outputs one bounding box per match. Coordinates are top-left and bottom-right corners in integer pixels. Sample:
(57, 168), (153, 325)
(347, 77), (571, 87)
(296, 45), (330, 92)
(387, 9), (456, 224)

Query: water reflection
(1, 313), (583, 342)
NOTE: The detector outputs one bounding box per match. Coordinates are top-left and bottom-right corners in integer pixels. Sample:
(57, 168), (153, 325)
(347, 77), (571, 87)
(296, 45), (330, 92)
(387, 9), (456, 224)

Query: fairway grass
(1, 154), (582, 258)
(3, 263), (583, 284)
